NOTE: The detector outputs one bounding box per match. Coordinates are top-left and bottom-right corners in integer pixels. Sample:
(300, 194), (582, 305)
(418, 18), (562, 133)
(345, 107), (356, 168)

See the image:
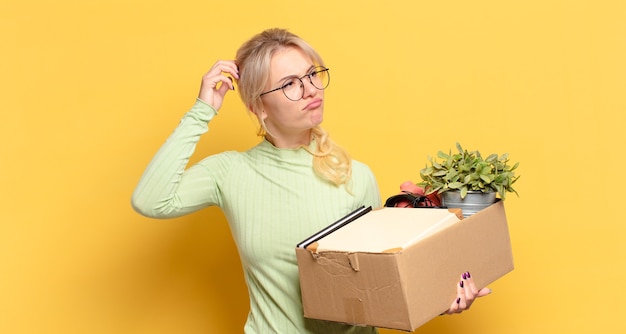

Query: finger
(198, 76), (235, 110)
(464, 272), (493, 299)
(460, 272), (477, 308)
(209, 60), (239, 79)
(201, 69), (237, 92)
(444, 296), (461, 315)
(203, 74), (235, 91)
(221, 75), (235, 91)
(446, 279), (466, 314)
(458, 279), (469, 310)
(216, 79), (232, 96)
(464, 271), (479, 295)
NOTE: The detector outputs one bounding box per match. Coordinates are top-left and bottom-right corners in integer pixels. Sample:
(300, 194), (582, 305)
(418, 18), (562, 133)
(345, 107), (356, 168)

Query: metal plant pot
(441, 191), (497, 218)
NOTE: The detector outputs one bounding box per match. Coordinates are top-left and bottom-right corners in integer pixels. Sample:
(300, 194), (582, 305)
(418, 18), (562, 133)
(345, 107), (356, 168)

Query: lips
(303, 98), (323, 110)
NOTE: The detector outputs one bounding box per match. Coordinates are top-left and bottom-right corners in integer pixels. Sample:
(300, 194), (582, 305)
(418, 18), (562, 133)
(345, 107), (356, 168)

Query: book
(297, 206), (372, 249)
(312, 207), (462, 253)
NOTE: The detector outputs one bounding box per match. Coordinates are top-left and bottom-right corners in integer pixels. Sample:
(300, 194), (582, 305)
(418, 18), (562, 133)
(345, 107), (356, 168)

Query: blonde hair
(235, 28), (352, 188)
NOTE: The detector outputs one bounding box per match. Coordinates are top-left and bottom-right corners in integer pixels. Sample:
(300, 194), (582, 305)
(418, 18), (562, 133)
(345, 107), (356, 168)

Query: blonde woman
(132, 28), (488, 334)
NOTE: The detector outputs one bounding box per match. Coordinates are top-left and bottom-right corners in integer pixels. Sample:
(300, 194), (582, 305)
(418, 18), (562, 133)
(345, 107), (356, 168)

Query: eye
(311, 67), (327, 78)
(283, 77), (305, 90)
(281, 78), (297, 89)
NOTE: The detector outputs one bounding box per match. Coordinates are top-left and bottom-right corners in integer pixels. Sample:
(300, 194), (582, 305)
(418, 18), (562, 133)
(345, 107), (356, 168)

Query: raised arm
(131, 61), (239, 218)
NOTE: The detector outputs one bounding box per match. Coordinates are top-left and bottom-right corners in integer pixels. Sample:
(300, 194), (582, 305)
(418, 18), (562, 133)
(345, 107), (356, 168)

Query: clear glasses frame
(259, 66), (330, 101)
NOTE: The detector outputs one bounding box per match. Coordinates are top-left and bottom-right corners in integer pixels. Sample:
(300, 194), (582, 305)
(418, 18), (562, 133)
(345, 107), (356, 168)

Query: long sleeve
(131, 99), (219, 218)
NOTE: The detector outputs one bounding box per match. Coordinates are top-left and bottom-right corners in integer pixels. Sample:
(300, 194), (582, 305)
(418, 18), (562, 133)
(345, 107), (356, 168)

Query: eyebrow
(276, 65), (316, 83)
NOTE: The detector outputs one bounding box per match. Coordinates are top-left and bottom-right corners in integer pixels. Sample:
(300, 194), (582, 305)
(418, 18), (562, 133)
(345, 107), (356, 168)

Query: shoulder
(351, 159), (381, 207)
(351, 159), (378, 187)
(352, 159), (375, 176)
(195, 150), (243, 169)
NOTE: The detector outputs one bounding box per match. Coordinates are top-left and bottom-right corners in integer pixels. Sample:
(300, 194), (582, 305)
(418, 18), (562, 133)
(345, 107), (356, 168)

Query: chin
(309, 109), (324, 126)
(311, 115), (323, 127)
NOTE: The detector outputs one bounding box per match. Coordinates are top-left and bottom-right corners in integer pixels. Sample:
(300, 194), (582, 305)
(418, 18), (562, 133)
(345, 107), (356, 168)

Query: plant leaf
(448, 182), (463, 189)
(455, 142), (464, 153)
(460, 186), (468, 198)
(480, 174), (493, 183)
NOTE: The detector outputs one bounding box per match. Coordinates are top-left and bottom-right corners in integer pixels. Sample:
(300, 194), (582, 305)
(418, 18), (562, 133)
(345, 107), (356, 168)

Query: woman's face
(257, 47), (324, 144)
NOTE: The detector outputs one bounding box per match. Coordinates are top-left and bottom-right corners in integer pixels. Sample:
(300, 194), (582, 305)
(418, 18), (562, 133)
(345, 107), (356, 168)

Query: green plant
(417, 143), (520, 199)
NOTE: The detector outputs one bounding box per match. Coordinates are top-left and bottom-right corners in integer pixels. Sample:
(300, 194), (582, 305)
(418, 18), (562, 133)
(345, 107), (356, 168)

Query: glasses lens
(310, 67), (330, 90)
(281, 78), (304, 101)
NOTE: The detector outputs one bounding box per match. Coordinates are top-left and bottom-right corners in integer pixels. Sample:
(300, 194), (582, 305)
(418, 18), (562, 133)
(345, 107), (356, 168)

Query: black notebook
(297, 206), (372, 249)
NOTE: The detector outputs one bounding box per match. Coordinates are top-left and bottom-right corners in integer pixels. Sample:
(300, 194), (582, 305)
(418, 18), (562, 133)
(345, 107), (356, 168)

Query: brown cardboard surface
(296, 200), (514, 331)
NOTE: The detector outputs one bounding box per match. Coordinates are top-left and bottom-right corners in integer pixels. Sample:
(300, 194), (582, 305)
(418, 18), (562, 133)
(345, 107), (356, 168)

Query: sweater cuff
(187, 98), (219, 123)
(195, 98), (218, 114)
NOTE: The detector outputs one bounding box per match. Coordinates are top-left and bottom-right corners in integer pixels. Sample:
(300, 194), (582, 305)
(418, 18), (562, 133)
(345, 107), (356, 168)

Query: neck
(265, 130), (312, 149)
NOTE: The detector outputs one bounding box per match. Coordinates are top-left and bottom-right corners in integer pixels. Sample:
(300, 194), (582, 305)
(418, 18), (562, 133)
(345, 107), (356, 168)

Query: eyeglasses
(259, 66), (330, 101)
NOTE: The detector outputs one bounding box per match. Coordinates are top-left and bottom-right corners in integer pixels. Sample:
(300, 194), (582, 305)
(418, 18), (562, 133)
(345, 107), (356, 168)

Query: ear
(249, 105), (267, 122)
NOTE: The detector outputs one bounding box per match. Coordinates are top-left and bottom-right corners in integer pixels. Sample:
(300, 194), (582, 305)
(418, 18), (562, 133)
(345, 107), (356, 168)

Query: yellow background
(1, 0), (624, 333)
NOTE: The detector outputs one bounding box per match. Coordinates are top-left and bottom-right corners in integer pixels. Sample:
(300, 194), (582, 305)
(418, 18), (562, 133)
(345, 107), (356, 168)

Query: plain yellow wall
(2, 0), (625, 333)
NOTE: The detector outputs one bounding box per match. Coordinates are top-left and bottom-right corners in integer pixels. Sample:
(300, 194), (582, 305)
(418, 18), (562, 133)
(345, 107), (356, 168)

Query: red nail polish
(460, 280), (464, 288)
(456, 297), (461, 304)
(466, 271), (471, 278)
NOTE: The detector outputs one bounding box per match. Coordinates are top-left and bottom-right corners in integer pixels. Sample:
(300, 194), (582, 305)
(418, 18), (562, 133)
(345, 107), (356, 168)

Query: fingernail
(466, 271), (471, 278)
(460, 280), (464, 288)
(456, 297), (461, 304)
(462, 272), (467, 280)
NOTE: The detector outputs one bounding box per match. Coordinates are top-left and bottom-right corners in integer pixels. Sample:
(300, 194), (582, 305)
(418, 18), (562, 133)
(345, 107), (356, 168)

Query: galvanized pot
(441, 191), (497, 218)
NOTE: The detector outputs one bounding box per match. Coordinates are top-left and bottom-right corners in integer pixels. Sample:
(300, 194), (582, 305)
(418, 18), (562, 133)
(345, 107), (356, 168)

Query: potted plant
(417, 143), (520, 217)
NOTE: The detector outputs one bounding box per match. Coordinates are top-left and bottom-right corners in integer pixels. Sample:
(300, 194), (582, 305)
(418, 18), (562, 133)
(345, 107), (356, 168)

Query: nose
(301, 75), (318, 98)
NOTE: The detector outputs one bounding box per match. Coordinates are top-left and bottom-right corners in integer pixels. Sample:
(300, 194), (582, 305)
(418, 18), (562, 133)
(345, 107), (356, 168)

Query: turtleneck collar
(252, 137), (318, 162)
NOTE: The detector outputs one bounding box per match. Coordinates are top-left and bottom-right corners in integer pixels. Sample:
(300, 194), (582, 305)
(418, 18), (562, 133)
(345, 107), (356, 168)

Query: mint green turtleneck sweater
(132, 100), (381, 334)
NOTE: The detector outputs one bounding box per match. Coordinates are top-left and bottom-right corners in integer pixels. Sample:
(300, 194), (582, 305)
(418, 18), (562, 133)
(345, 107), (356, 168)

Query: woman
(132, 28), (488, 334)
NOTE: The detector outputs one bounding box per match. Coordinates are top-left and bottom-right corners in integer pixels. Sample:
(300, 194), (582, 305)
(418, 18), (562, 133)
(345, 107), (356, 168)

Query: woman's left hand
(443, 271), (492, 315)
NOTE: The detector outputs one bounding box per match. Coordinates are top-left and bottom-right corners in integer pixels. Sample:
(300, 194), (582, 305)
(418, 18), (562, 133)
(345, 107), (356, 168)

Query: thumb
(477, 287), (492, 298)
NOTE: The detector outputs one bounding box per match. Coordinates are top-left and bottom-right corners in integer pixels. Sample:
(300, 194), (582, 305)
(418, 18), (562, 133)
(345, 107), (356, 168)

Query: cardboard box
(295, 200), (514, 331)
